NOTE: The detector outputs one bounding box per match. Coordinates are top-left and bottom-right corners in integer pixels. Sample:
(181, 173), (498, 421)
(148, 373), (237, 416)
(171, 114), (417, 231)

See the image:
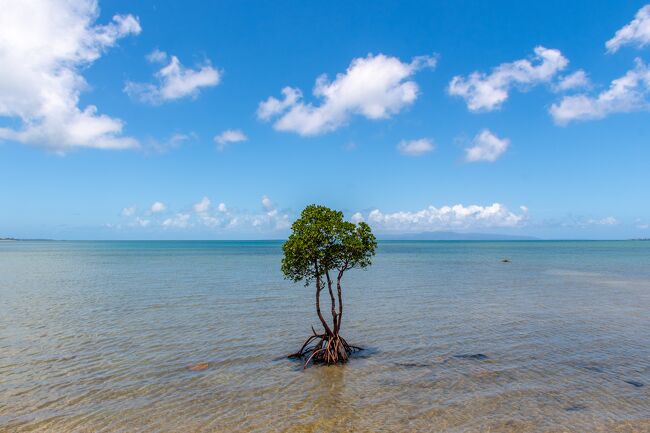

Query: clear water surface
(1, 240), (649, 432)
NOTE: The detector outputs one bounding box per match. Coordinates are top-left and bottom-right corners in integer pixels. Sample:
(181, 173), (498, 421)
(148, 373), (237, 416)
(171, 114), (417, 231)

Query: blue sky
(1, 0), (650, 239)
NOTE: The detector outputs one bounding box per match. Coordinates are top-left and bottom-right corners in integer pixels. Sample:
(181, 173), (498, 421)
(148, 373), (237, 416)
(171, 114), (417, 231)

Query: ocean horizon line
(3, 238), (648, 242)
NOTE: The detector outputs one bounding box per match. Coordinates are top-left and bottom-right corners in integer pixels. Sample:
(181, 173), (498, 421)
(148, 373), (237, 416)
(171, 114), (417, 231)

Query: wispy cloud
(214, 129), (247, 151)
(587, 216), (619, 226)
(448, 46), (568, 111)
(125, 50), (221, 104)
(144, 132), (195, 154)
(550, 58), (650, 124)
(553, 70), (591, 92)
(606, 5), (650, 52)
(397, 138), (435, 156)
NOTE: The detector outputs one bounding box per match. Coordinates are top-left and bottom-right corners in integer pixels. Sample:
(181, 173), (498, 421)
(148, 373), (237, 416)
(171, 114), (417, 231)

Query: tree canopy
(281, 205), (377, 285)
(282, 205), (376, 366)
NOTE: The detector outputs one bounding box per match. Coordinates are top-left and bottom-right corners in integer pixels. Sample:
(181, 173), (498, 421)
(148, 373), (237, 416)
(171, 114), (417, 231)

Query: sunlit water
(1, 240), (649, 432)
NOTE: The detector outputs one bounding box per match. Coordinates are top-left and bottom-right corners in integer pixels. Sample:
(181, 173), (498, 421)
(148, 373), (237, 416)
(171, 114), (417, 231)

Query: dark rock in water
(454, 353), (489, 361)
(396, 362), (430, 368)
(625, 380), (644, 388)
(565, 404), (587, 412)
(583, 365), (604, 373)
(353, 347), (379, 359)
(501, 259), (511, 263)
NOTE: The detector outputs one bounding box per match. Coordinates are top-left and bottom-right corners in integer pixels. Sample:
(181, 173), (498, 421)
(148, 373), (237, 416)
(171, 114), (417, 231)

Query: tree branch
(336, 262), (347, 331)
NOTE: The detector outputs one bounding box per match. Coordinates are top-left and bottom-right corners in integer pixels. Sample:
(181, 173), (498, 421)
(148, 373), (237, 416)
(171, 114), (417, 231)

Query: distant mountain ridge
(379, 231), (538, 241)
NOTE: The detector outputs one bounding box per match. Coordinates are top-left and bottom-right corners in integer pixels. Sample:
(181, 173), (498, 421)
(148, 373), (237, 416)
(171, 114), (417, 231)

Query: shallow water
(1, 240), (649, 432)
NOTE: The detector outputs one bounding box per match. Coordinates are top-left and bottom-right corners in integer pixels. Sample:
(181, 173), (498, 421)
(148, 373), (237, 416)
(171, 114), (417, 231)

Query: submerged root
(288, 331), (361, 368)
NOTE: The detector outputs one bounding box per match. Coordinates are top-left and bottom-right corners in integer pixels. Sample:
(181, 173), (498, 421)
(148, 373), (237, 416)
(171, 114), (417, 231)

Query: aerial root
(288, 333), (362, 368)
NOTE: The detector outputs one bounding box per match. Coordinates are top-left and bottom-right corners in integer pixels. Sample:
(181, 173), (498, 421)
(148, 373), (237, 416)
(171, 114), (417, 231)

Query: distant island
(0, 237), (53, 241)
(380, 231), (539, 241)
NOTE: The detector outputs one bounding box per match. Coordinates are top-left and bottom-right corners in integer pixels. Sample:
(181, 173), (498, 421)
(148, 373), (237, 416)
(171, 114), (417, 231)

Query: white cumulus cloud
(606, 5), (650, 52)
(125, 50), (220, 104)
(134, 217), (150, 228)
(150, 201), (166, 213)
(362, 203), (527, 233)
(464, 129), (510, 162)
(114, 198), (531, 236)
(257, 87), (303, 121)
(350, 212), (365, 223)
(193, 197), (211, 213)
(0, 0), (140, 151)
(162, 213), (191, 229)
(549, 58), (650, 124)
(448, 46), (568, 111)
(553, 70), (590, 92)
(397, 138), (435, 156)
(121, 206), (136, 217)
(257, 53), (436, 135)
(146, 48), (168, 63)
(214, 129), (247, 151)
(261, 195), (273, 211)
(119, 196), (289, 233)
(252, 196), (290, 231)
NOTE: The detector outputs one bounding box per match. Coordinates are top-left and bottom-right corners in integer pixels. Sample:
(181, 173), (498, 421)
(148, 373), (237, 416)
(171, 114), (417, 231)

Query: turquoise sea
(1, 240), (649, 432)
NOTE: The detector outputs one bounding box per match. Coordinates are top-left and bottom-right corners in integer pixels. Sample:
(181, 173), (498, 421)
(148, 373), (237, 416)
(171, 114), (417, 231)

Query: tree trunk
(315, 273), (332, 336)
(289, 267), (361, 367)
(336, 269), (344, 332)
